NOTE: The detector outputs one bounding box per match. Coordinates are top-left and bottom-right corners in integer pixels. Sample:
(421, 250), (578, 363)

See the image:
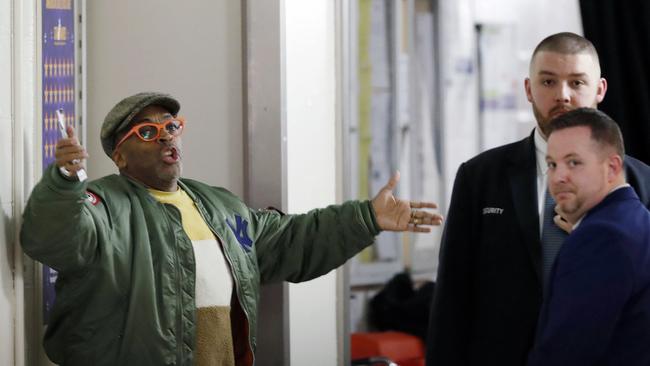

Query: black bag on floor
(367, 272), (435, 340)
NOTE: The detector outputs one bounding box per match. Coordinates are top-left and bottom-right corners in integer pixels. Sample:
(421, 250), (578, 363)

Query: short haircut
(531, 32), (600, 66)
(547, 108), (625, 158)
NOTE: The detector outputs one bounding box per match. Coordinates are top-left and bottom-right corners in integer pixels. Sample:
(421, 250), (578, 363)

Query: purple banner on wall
(42, 0), (76, 325)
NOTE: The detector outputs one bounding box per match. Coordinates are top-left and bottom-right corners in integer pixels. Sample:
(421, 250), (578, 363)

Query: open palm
(371, 172), (443, 232)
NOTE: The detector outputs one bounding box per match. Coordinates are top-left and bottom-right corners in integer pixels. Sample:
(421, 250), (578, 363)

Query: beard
(553, 176), (606, 223)
(558, 197), (580, 216)
(553, 190), (585, 225)
(531, 100), (600, 139)
(532, 103), (573, 138)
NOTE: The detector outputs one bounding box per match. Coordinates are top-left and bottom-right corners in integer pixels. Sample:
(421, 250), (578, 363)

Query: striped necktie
(541, 189), (568, 285)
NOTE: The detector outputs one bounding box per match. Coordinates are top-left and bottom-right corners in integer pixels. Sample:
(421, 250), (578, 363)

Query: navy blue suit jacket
(528, 186), (650, 366)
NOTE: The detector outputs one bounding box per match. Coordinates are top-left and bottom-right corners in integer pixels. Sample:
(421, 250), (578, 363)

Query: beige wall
(86, 0), (243, 193)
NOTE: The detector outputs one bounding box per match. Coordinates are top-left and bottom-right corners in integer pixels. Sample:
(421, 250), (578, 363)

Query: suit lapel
(507, 133), (543, 284)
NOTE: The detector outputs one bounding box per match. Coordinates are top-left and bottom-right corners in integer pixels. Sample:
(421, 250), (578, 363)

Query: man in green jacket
(21, 92), (442, 366)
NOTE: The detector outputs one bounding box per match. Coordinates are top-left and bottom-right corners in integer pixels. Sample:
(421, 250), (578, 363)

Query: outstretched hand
(371, 172), (443, 233)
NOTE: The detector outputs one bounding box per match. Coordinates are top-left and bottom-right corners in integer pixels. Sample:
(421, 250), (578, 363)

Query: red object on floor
(351, 331), (425, 366)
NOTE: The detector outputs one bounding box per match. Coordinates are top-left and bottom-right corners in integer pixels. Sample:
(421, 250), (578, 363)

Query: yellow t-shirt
(149, 188), (235, 366)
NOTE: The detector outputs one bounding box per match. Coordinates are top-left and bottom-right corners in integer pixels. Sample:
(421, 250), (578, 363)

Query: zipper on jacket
(162, 204), (185, 364)
(195, 202), (256, 365)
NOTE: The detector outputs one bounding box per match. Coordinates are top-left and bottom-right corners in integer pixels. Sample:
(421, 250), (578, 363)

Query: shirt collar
(610, 183), (631, 193)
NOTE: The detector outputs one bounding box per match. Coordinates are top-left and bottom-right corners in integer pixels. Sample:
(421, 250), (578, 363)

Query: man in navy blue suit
(528, 107), (650, 365)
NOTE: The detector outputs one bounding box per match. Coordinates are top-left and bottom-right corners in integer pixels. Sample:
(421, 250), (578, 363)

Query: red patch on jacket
(84, 191), (101, 206)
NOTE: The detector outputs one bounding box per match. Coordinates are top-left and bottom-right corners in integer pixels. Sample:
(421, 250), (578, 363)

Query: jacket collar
(117, 174), (199, 205)
(583, 185), (639, 222)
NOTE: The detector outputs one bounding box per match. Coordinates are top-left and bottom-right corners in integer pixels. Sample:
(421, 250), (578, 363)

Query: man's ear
(596, 77), (608, 104)
(607, 153), (623, 182)
(112, 149), (127, 169)
(524, 78), (533, 103)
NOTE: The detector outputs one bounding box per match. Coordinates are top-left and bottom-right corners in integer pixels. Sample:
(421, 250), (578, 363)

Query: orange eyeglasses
(115, 117), (185, 150)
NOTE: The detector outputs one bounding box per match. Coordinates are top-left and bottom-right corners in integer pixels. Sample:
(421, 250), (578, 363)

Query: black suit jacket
(426, 131), (650, 366)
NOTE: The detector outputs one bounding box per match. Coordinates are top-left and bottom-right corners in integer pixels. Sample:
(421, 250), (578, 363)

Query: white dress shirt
(534, 128), (549, 236)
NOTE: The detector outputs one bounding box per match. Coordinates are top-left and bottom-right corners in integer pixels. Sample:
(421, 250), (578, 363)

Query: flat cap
(100, 92), (180, 157)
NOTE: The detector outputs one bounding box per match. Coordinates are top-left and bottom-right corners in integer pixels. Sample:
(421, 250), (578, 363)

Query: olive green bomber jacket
(20, 165), (381, 366)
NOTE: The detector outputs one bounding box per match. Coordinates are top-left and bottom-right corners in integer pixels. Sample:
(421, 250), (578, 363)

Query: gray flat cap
(100, 92), (180, 157)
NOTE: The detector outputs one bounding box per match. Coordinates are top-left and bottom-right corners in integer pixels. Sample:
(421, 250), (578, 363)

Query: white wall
(472, 0), (582, 118)
(2, 0), (40, 364)
(0, 0), (15, 363)
(473, 0), (582, 51)
(285, 0), (339, 365)
(441, 0), (582, 204)
(86, 0), (243, 192)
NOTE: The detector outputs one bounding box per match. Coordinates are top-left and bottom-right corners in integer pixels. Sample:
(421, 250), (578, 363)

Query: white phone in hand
(56, 108), (88, 182)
